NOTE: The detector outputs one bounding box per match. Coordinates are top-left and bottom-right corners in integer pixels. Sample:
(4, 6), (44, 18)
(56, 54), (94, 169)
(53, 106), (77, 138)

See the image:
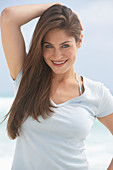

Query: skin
(43, 28), (81, 79)
(0, 3), (56, 80)
(43, 28), (84, 104)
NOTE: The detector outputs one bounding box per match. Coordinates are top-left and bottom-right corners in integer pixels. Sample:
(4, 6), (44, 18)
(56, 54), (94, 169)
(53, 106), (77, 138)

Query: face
(42, 28), (80, 76)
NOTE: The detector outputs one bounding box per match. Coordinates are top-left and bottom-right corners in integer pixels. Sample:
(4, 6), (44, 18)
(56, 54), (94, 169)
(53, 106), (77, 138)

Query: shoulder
(83, 75), (113, 101)
(82, 75), (113, 102)
(83, 76), (103, 94)
(79, 75), (113, 118)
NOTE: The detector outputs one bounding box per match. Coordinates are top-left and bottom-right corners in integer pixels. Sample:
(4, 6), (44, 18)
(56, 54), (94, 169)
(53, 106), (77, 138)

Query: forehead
(43, 28), (74, 43)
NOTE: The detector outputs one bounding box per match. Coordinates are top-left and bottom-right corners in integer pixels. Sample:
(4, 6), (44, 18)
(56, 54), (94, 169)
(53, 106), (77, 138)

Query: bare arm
(0, 3), (56, 80)
(97, 113), (113, 135)
(107, 159), (113, 170)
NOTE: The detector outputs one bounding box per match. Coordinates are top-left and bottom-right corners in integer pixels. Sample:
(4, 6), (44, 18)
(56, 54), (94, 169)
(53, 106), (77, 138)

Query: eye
(62, 44), (69, 48)
(44, 45), (53, 48)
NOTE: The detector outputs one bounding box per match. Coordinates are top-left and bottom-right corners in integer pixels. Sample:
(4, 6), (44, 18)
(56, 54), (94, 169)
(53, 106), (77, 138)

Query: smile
(51, 60), (67, 66)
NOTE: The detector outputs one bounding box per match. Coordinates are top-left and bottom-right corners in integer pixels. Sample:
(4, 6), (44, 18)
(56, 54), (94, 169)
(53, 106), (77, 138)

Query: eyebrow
(43, 41), (71, 45)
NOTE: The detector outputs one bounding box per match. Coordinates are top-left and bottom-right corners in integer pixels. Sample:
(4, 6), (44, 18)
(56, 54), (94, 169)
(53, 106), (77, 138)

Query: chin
(52, 69), (68, 75)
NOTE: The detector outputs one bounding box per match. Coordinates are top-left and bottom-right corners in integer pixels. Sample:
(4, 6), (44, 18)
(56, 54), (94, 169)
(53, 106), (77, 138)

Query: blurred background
(0, 0), (113, 96)
(0, 0), (113, 170)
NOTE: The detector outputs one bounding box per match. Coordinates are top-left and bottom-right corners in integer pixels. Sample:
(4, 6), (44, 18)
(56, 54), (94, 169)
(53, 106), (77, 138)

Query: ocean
(0, 97), (113, 170)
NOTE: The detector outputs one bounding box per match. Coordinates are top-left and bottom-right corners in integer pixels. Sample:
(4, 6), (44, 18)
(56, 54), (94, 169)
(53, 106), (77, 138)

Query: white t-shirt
(11, 69), (113, 170)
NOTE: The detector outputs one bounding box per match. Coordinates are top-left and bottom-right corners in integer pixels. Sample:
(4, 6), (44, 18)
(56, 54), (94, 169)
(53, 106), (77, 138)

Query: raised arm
(0, 3), (56, 80)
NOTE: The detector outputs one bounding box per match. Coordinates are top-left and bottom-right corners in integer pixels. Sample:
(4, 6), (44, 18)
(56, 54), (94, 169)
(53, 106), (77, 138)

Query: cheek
(43, 50), (50, 60)
(66, 49), (76, 60)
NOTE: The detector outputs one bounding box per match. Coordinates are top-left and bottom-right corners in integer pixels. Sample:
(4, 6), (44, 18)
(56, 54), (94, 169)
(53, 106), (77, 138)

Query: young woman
(1, 3), (113, 170)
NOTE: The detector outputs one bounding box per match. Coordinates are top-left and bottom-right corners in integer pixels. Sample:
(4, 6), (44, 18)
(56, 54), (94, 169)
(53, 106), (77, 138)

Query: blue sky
(0, 0), (113, 96)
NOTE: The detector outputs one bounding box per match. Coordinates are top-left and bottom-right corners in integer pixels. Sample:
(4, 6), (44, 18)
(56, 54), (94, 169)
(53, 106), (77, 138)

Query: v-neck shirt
(11, 69), (113, 170)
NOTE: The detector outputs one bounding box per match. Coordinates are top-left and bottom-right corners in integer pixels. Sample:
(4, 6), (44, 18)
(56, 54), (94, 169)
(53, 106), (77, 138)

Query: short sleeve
(96, 83), (113, 118)
(12, 68), (23, 96)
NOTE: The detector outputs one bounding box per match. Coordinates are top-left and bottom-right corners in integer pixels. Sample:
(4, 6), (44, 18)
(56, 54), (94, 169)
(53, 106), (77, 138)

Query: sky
(0, 0), (113, 96)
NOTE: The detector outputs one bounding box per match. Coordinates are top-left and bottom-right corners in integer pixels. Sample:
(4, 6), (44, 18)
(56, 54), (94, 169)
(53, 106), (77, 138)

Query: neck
(52, 67), (76, 84)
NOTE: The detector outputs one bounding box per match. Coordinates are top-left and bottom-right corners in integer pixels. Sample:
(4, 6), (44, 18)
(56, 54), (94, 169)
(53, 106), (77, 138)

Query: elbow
(1, 7), (15, 23)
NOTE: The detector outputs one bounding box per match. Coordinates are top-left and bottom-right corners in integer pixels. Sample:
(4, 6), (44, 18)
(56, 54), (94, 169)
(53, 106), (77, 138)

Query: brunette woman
(1, 3), (113, 170)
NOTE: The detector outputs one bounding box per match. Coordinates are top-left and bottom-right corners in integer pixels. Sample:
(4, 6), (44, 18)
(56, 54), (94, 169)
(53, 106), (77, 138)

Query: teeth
(53, 60), (66, 64)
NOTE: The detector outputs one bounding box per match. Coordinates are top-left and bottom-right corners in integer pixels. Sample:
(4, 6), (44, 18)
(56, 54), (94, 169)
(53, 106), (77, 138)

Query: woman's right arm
(0, 3), (56, 80)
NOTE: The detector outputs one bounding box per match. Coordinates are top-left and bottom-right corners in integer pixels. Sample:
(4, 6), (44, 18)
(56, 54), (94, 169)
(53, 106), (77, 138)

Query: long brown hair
(3, 4), (81, 139)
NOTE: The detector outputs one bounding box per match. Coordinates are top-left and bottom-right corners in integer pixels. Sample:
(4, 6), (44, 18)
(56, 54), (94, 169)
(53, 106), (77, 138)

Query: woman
(1, 3), (113, 170)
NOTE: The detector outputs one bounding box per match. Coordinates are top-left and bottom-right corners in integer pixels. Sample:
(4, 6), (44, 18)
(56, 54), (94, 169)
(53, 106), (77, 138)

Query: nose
(53, 48), (62, 59)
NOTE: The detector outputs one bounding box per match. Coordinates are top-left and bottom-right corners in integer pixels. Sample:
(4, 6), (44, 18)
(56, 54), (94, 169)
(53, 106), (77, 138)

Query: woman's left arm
(98, 112), (113, 135)
(98, 113), (113, 170)
(107, 159), (113, 170)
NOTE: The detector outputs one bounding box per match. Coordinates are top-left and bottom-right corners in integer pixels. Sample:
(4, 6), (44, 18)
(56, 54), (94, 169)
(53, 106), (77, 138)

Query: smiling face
(42, 28), (80, 77)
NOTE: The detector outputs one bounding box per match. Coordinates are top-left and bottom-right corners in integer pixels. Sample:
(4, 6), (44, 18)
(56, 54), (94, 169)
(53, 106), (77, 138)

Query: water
(0, 97), (113, 170)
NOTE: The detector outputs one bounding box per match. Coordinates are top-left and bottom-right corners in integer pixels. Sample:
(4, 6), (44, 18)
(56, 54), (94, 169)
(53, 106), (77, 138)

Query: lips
(52, 60), (67, 65)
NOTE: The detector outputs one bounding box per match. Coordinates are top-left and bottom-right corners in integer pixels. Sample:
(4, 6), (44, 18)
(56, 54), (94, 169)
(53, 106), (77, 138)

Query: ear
(77, 31), (83, 48)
